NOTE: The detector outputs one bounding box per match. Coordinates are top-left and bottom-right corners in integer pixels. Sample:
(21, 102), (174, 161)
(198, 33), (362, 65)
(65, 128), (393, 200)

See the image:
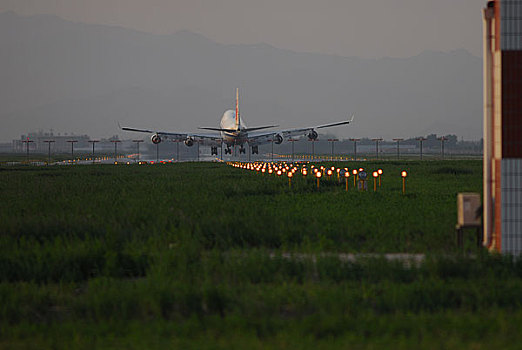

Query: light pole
(133, 140), (143, 163)
(67, 140), (78, 160)
(21, 140), (33, 161)
(350, 138), (360, 161)
(197, 140), (200, 162)
(288, 138), (298, 162)
(220, 141), (223, 161)
(416, 137), (426, 160)
(43, 140), (55, 165)
(393, 138), (403, 160)
(89, 140), (99, 164)
(110, 140), (121, 163)
(172, 140), (180, 162)
(308, 139), (316, 160)
(438, 136), (447, 159)
(372, 138), (383, 160)
(328, 138), (339, 160)
(271, 138), (274, 161)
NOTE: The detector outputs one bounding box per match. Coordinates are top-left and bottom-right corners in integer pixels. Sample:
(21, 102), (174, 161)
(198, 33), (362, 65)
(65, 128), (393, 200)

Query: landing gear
(225, 147), (232, 155)
(252, 146), (259, 154)
(211, 146), (218, 155)
(239, 147), (246, 154)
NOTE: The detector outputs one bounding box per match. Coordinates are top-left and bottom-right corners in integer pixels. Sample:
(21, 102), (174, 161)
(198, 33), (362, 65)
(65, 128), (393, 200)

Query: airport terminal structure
(483, 0), (522, 254)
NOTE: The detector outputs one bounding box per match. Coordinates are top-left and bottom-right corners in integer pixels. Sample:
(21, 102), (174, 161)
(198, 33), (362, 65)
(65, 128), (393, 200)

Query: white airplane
(120, 89), (354, 156)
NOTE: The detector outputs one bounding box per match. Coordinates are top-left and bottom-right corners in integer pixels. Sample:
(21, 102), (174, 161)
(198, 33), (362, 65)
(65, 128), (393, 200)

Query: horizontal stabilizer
(199, 127), (238, 132)
(244, 125), (279, 132)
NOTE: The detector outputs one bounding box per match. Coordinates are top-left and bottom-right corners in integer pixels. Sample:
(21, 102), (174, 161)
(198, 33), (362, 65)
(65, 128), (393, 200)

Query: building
(483, 0), (522, 254)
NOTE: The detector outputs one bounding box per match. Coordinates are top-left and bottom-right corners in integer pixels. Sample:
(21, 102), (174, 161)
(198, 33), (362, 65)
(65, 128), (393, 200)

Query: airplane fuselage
(220, 110), (248, 146)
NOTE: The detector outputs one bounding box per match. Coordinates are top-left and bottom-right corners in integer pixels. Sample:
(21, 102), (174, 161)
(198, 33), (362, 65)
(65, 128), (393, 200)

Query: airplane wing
(247, 114), (354, 145)
(120, 124), (222, 145)
(120, 125), (188, 141)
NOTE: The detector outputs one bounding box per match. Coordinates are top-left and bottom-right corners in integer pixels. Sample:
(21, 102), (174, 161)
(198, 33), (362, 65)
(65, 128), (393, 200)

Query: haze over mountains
(0, 11), (482, 142)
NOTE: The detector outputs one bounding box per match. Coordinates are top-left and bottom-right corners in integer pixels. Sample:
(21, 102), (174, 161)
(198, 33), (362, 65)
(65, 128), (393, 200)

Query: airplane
(120, 88), (354, 156)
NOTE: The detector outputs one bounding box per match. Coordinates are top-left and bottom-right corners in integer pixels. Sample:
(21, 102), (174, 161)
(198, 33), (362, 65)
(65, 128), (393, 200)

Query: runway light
(352, 169), (358, 187)
(373, 171), (378, 192)
(277, 170), (282, 176)
(401, 171), (408, 194)
(315, 170), (322, 189)
(287, 171), (293, 188)
(378, 168), (383, 187)
(344, 171), (350, 191)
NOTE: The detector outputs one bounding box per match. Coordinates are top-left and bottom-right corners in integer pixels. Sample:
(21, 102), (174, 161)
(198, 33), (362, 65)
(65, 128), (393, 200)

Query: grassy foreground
(1, 160), (521, 349)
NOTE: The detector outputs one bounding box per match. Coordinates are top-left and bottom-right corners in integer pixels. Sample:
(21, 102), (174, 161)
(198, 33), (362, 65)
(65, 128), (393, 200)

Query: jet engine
(151, 134), (162, 144)
(274, 134), (283, 145)
(184, 136), (194, 147)
(308, 130), (318, 141)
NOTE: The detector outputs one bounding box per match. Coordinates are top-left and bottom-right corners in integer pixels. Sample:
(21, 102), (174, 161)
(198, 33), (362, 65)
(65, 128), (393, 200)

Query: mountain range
(0, 11), (482, 142)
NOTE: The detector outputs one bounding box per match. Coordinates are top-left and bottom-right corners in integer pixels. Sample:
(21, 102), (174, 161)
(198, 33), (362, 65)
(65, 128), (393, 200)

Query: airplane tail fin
(236, 88), (240, 130)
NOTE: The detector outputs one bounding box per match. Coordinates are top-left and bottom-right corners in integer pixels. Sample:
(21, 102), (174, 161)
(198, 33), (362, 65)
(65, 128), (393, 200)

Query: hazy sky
(0, 0), (483, 58)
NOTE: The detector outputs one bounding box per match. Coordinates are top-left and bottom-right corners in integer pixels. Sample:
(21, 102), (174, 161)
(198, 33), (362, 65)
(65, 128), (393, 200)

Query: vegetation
(1, 160), (520, 349)
(0, 152), (115, 165)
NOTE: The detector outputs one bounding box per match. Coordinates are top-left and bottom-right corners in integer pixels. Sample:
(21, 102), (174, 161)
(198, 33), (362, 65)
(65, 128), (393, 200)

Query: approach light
(378, 169), (383, 175)
(401, 171), (408, 194)
(277, 170), (282, 176)
(344, 171), (350, 191)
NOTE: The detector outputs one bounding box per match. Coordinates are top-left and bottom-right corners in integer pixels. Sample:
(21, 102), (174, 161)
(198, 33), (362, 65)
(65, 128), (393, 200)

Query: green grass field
(1, 160), (521, 349)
